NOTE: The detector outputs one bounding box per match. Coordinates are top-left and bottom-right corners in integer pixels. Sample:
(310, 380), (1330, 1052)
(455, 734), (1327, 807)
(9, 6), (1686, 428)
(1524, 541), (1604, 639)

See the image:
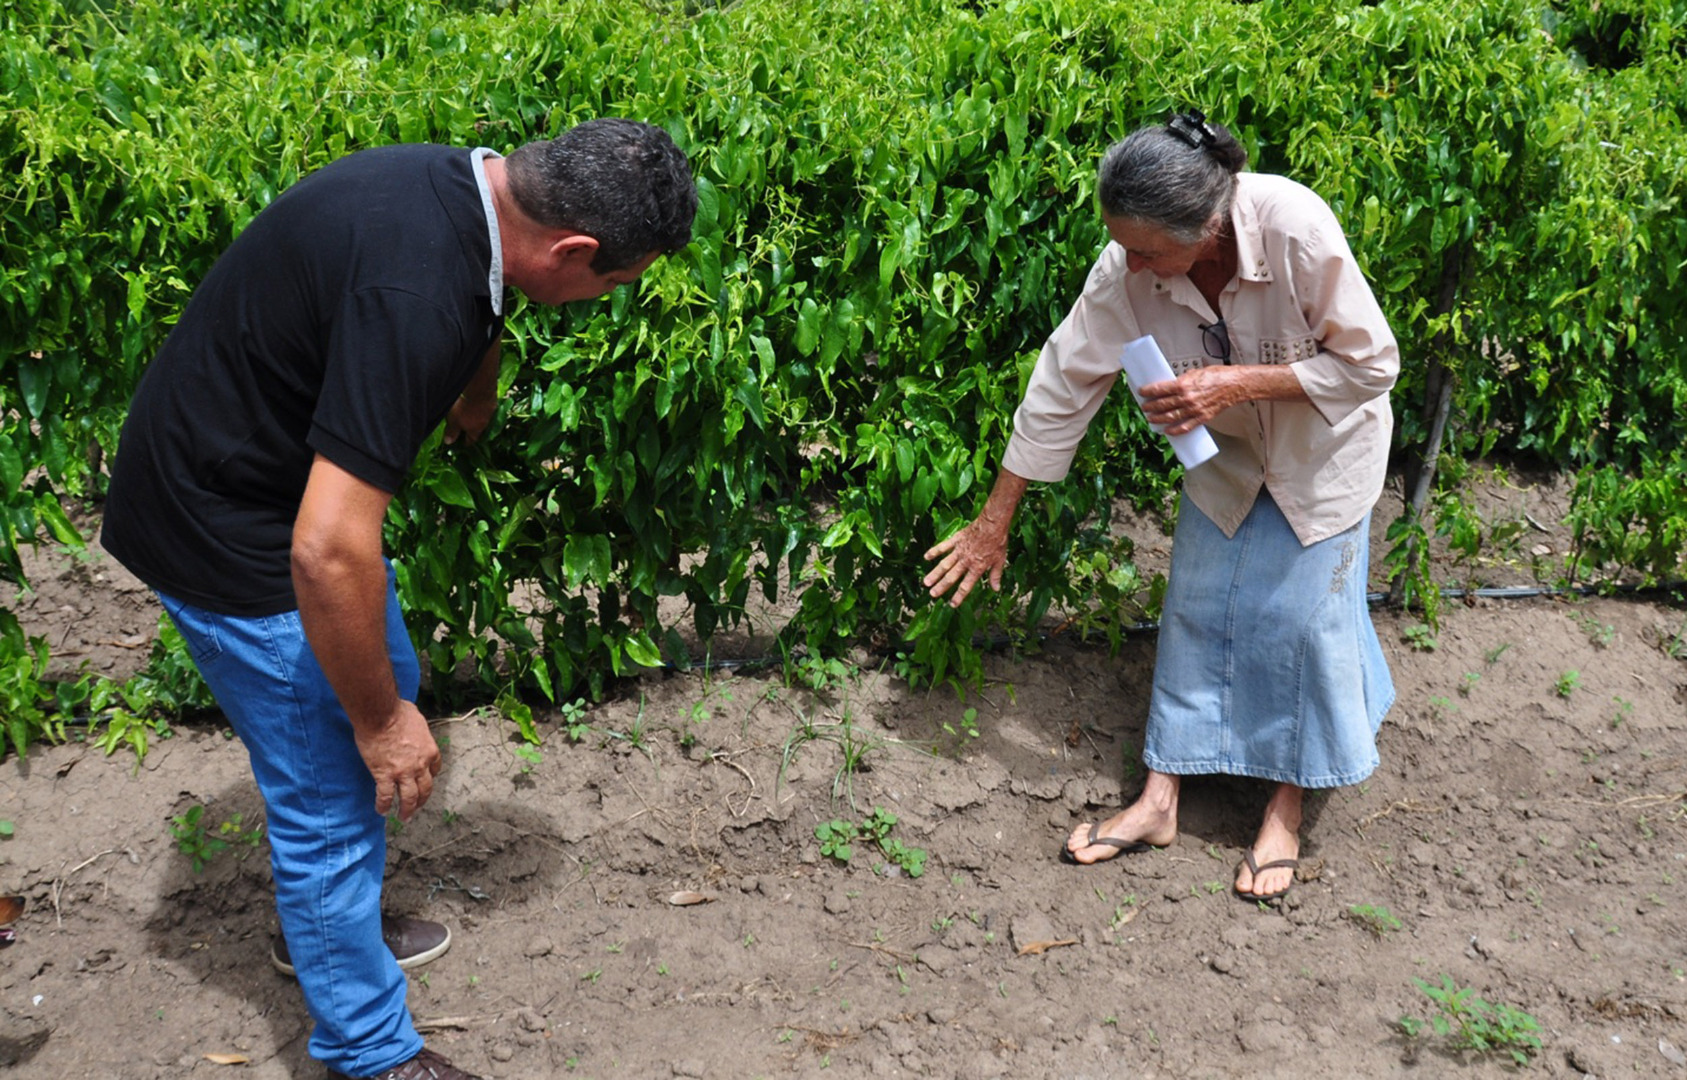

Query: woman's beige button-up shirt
(1001, 172), (1399, 547)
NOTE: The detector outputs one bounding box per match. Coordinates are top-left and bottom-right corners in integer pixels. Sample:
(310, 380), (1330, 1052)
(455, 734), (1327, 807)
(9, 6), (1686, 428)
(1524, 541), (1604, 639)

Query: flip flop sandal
(1058, 821), (1156, 865)
(1233, 849), (1299, 901)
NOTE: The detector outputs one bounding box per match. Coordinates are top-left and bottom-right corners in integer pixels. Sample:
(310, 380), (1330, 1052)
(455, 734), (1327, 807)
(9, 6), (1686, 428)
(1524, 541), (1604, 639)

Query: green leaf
(428, 470), (475, 510)
(16, 359), (49, 419)
(621, 631), (663, 668)
(34, 494), (83, 547)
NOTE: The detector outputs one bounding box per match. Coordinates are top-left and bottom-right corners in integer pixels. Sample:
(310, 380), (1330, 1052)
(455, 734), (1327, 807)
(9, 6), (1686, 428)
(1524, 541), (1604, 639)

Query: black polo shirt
(102, 144), (503, 616)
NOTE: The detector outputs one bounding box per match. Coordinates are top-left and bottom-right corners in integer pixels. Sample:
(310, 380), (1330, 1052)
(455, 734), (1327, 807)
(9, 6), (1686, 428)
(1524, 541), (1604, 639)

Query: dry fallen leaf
(667, 891), (713, 906)
(1015, 938), (1079, 956)
(202, 1053), (250, 1066)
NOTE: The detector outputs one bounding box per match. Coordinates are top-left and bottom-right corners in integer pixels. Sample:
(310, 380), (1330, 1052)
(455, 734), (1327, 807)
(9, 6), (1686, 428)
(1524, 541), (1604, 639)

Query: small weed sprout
(1555, 670), (1581, 698)
(1569, 610), (1615, 649)
(1346, 903), (1402, 938)
(942, 705), (980, 743)
(1399, 975), (1542, 1066)
(814, 807), (926, 877)
(1403, 623), (1438, 652)
(558, 698), (591, 742)
(789, 652), (856, 694)
(815, 819), (857, 864)
(168, 804), (263, 873)
(512, 744), (542, 773)
(1458, 671), (1481, 697)
(1609, 696), (1632, 729)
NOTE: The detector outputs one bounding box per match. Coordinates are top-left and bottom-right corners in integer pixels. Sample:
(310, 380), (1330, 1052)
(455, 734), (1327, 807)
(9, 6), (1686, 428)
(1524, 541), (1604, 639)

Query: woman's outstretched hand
(923, 517), (1010, 607)
(922, 469), (1030, 608)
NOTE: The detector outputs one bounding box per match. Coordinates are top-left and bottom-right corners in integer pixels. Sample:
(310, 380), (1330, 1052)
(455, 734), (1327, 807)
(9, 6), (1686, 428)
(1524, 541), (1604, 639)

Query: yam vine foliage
(3, 0), (1685, 752)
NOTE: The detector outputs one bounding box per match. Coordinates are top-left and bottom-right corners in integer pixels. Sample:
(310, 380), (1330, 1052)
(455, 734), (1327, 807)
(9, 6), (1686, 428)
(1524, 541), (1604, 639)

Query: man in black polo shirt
(102, 119), (696, 1080)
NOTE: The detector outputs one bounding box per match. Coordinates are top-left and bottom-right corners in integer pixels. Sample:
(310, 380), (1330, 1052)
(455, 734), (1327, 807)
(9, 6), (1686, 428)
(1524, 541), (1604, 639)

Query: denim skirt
(1141, 490), (1394, 789)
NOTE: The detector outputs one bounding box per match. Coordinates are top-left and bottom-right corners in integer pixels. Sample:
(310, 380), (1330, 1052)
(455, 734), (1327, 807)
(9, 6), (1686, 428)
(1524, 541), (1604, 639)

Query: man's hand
(353, 700), (442, 821)
(443, 393), (496, 446)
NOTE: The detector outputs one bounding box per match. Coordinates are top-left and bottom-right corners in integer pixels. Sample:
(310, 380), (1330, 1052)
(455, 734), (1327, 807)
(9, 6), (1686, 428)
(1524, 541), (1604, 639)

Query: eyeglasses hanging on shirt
(1200, 318), (1232, 365)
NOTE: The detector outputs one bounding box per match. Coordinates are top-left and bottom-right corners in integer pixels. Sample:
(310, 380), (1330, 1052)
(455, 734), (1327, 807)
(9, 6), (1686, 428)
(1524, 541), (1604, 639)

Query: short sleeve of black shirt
(101, 145), (503, 616)
(310, 286), (485, 493)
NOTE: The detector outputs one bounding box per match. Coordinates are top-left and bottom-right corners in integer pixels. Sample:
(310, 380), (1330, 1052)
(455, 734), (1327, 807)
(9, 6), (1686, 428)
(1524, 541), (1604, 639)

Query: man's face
(1104, 215), (1205, 279)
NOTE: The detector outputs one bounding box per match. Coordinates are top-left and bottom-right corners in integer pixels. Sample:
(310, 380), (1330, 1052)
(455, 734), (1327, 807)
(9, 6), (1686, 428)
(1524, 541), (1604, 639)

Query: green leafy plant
(1399, 975), (1543, 1066)
(1555, 670), (1581, 698)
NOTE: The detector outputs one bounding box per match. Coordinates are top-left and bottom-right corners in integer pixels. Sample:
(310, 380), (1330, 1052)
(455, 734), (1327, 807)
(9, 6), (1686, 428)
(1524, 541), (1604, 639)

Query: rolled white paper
(1118, 336), (1220, 469)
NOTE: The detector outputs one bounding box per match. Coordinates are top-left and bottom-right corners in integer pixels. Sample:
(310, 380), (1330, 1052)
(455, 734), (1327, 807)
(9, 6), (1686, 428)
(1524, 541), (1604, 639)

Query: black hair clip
(1166, 109), (1217, 151)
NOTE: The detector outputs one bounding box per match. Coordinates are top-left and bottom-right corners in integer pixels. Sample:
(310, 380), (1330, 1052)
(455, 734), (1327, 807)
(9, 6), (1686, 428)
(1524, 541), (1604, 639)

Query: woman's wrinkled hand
(1138, 366), (1241, 435)
(922, 516), (1010, 608)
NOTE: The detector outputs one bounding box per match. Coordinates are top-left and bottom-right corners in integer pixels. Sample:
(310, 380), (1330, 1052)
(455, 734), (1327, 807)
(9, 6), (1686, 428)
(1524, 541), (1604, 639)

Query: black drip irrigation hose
(43, 582), (1687, 715)
(661, 578), (1687, 672)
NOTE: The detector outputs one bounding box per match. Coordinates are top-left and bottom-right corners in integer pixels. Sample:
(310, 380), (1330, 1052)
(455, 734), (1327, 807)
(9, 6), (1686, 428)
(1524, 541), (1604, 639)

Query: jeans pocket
(155, 593), (225, 667)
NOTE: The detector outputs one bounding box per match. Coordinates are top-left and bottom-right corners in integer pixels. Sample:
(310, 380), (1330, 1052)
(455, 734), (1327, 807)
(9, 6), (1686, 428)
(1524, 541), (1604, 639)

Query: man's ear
(549, 233), (600, 267)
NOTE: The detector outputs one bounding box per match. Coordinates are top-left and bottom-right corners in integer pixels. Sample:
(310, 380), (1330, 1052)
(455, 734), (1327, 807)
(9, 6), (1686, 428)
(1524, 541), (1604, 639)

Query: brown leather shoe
(330, 1047), (482, 1080)
(271, 915), (452, 977)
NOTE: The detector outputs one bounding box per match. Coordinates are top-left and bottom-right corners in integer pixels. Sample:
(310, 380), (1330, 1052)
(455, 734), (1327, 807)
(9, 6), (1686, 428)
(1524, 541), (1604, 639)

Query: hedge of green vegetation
(3, 0), (1684, 755)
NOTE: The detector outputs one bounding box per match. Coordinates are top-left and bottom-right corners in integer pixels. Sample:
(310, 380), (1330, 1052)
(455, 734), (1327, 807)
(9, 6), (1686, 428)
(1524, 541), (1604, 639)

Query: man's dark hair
(505, 118), (698, 272)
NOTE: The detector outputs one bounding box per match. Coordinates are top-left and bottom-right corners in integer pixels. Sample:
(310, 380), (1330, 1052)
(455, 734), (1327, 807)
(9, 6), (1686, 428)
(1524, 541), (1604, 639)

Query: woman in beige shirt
(924, 112), (1398, 901)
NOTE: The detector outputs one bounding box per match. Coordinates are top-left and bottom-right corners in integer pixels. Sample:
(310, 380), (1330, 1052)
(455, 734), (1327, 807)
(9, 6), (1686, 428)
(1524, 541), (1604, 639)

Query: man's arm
(292, 455), (440, 820)
(443, 339), (501, 446)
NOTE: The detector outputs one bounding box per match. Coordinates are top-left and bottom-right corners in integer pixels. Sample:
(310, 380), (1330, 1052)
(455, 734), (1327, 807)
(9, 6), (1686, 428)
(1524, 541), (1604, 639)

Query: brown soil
(3, 473), (1686, 1079)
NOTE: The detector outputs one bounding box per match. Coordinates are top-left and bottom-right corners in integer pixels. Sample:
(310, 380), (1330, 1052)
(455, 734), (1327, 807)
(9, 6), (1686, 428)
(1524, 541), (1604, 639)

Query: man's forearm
(460, 340), (501, 404)
(293, 545), (400, 733)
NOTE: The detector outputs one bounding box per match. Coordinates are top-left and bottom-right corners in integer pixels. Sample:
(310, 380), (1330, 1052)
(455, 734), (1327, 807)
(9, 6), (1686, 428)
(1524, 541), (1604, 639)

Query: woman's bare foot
(1064, 771), (1180, 864)
(1234, 783), (1304, 899)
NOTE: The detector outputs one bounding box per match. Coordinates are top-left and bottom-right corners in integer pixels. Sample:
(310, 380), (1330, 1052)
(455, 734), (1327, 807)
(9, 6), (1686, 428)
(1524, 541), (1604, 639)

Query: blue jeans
(156, 565), (423, 1077)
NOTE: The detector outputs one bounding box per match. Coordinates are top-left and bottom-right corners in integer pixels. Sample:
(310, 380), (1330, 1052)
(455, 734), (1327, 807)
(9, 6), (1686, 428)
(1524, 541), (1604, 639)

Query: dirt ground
(2, 472), (1685, 1079)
